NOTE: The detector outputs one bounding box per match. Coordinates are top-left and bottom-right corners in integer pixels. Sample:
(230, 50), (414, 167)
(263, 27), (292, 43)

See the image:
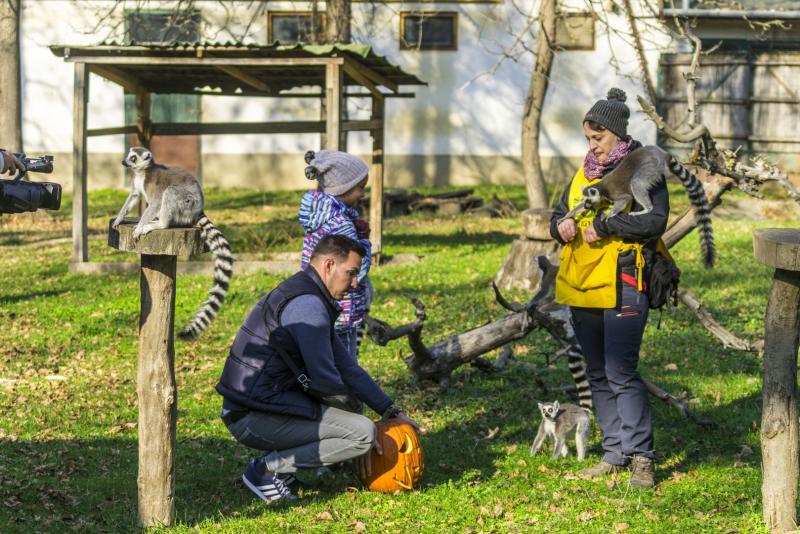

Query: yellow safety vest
(555, 166), (645, 308)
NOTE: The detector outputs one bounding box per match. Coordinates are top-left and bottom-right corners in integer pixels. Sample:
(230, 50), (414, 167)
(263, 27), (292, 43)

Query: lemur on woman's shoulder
(112, 147), (233, 340)
(559, 145), (715, 268)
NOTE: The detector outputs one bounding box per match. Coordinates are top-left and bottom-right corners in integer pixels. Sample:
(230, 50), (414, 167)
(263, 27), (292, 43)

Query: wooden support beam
(135, 89), (151, 148)
(63, 56), (344, 66)
(320, 96), (327, 148)
(150, 121), (325, 136)
(185, 90), (416, 99)
(216, 65), (272, 93)
(342, 119), (383, 132)
(369, 94), (385, 262)
(344, 57), (398, 92)
(325, 63), (343, 150)
(88, 125), (139, 137)
(89, 64), (145, 94)
(343, 58), (381, 98)
(72, 62), (89, 263)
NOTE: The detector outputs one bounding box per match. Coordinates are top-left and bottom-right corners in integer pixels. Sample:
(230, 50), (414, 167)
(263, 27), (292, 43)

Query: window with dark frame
(268, 12), (327, 43)
(126, 10), (201, 44)
(400, 12), (458, 51)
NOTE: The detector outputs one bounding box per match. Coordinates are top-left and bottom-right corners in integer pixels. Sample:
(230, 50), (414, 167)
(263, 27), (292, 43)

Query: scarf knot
(583, 137), (636, 179)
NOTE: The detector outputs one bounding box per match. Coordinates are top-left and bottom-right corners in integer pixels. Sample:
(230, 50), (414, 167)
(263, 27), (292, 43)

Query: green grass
(0, 184), (796, 533)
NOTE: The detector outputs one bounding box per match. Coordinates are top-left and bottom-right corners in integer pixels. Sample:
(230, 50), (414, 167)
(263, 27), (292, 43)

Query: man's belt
(221, 410), (248, 426)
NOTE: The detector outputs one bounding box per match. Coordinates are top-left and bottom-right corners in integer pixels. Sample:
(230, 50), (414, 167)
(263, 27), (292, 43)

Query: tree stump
(108, 219), (207, 528)
(752, 228), (800, 534)
(494, 208), (560, 291)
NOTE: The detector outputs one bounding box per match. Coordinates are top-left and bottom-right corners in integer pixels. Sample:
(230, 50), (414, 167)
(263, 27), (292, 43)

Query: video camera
(0, 154), (62, 215)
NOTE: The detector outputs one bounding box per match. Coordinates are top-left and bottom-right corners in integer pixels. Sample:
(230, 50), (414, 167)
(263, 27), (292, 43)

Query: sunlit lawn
(0, 182), (796, 533)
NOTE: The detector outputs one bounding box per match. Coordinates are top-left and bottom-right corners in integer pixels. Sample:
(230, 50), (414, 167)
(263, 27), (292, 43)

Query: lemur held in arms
(112, 147), (233, 340)
(559, 145), (715, 268)
(530, 401), (592, 461)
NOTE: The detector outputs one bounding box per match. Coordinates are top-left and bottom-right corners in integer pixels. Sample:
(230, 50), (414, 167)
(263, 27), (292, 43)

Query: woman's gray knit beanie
(304, 150), (368, 196)
(583, 88), (630, 138)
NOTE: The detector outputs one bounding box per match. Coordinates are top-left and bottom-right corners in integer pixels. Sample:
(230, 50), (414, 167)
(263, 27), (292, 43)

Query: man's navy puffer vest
(216, 268), (340, 420)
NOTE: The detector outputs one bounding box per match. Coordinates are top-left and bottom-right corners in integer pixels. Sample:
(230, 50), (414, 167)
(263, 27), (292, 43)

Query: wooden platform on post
(108, 219), (206, 528)
(752, 228), (800, 534)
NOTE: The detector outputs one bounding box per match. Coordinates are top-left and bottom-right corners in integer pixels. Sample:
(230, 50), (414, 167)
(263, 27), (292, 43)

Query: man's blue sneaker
(242, 459), (299, 503)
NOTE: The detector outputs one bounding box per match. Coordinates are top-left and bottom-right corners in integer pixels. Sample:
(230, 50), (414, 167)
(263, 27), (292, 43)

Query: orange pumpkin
(359, 420), (424, 492)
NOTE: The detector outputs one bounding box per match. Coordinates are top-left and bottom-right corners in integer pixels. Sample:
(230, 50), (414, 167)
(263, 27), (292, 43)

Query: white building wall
(18, 0), (674, 190)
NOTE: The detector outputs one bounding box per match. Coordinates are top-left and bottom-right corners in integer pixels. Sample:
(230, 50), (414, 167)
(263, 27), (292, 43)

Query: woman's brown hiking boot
(578, 461), (628, 479)
(629, 456), (656, 488)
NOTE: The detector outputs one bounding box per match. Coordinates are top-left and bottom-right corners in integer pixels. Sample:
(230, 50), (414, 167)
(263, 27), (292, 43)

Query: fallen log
(401, 257), (558, 389)
(367, 256), (714, 424)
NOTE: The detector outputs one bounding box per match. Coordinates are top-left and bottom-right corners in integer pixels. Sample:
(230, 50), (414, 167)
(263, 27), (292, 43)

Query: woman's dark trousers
(570, 284), (654, 465)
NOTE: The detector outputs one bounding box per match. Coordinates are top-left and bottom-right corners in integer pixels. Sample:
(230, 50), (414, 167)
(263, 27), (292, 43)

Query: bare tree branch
(643, 378), (717, 428)
(621, 0), (657, 104)
(678, 287), (763, 353)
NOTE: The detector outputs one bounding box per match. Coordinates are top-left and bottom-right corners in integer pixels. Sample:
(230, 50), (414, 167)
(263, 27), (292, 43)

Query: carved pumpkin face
(359, 420), (424, 492)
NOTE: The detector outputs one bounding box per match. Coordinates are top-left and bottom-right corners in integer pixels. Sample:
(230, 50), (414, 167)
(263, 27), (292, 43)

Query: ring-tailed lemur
(567, 351), (593, 410)
(530, 400), (593, 460)
(113, 147), (233, 340)
(559, 145), (715, 268)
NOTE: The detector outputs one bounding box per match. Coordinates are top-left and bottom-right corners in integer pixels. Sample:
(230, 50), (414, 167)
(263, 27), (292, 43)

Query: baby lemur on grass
(530, 401), (593, 461)
(112, 147), (233, 340)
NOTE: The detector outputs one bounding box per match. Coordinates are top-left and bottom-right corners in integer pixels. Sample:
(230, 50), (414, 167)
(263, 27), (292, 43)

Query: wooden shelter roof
(49, 42), (426, 96)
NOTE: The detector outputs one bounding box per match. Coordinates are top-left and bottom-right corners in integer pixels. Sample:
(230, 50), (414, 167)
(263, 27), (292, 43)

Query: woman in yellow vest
(549, 88), (668, 488)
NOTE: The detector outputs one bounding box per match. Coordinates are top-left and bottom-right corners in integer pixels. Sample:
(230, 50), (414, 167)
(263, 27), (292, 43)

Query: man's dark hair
(310, 234), (366, 262)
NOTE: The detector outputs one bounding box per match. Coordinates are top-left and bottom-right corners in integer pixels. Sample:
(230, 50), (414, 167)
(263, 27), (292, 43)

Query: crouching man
(217, 234), (420, 503)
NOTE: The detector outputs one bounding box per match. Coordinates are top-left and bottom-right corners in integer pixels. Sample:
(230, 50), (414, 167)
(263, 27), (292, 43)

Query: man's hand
(0, 150), (25, 176)
(391, 412), (425, 433)
(583, 224), (602, 244)
(557, 218), (577, 242)
(355, 426), (382, 479)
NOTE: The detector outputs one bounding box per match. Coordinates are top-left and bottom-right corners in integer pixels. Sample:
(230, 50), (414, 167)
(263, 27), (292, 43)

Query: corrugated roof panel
(50, 42), (425, 93)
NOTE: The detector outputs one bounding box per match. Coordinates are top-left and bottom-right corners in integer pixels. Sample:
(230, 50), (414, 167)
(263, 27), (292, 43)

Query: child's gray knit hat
(583, 87), (630, 138)
(304, 150), (368, 196)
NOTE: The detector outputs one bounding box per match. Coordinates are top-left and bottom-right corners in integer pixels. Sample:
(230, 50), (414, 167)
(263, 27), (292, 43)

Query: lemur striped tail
(668, 156), (716, 268)
(178, 215), (233, 340)
(568, 350), (593, 409)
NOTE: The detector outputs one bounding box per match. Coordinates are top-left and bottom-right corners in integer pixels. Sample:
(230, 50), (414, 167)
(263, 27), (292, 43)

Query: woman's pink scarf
(583, 137), (636, 179)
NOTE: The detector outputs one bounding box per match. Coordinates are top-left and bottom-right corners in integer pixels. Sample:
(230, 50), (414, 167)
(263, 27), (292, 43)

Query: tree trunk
(325, 0), (351, 44)
(521, 0), (556, 209)
(406, 311), (537, 388)
(0, 0), (22, 151)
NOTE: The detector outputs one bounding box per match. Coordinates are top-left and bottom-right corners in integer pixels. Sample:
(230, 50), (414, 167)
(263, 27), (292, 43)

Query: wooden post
(134, 89), (151, 216)
(108, 219), (207, 528)
(325, 62), (342, 150)
(319, 96), (327, 148)
(369, 95), (385, 263)
(72, 62), (89, 263)
(135, 89), (152, 148)
(752, 228), (800, 534)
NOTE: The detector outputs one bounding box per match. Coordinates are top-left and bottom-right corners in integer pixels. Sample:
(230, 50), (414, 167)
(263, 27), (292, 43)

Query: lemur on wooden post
(112, 147), (233, 340)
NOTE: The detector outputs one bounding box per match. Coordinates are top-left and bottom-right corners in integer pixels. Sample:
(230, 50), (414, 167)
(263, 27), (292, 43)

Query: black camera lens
(0, 180), (62, 213)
